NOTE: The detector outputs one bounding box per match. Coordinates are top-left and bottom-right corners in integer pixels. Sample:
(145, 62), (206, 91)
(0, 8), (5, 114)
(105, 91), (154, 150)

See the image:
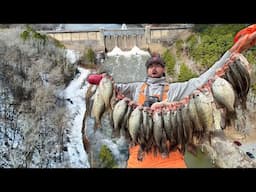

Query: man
(87, 25), (256, 168)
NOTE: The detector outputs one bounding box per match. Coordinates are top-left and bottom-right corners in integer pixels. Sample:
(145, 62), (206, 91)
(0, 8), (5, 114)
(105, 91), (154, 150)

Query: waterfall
(99, 46), (150, 83)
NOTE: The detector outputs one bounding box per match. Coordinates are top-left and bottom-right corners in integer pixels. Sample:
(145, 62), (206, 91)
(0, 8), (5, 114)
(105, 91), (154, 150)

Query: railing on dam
(42, 24), (194, 51)
(103, 28), (145, 36)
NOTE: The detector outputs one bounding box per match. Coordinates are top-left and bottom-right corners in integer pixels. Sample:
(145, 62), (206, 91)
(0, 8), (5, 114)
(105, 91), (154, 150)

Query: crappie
(98, 76), (113, 110)
(91, 88), (105, 130)
(211, 77), (235, 112)
(128, 106), (143, 144)
(112, 97), (129, 136)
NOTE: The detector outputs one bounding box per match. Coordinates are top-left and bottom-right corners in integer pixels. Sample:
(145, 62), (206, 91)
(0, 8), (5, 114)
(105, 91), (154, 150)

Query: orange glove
(234, 24), (256, 43)
(230, 24), (256, 53)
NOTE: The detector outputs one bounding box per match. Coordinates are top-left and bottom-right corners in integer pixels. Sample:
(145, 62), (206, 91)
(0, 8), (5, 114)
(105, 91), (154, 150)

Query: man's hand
(230, 24), (256, 53)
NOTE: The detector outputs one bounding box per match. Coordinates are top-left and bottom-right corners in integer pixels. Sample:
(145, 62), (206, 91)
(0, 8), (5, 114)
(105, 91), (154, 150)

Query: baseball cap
(145, 53), (165, 68)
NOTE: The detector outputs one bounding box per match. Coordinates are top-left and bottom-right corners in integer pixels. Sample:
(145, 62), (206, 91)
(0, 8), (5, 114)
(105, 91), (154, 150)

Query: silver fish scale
(163, 108), (172, 142)
(99, 77), (113, 109)
(142, 108), (152, 142)
(113, 99), (128, 131)
(128, 107), (142, 144)
(188, 96), (203, 132)
(212, 77), (235, 112)
(194, 91), (214, 133)
(170, 110), (178, 144)
(153, 111), (164, 149)
(91, 88), (105, 130)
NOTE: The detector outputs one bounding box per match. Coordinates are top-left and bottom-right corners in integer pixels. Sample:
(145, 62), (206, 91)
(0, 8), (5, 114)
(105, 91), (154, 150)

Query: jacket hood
(145, 76), (166, 85)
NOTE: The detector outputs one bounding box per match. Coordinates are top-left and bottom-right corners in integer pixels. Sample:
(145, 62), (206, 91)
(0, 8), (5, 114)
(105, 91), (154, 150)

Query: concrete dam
(43, 24), (194, 52)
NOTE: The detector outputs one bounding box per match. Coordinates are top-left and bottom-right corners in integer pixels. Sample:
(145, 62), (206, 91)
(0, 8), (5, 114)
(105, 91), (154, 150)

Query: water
(185, 148), (214, 168)
(99, 46), (150, 83)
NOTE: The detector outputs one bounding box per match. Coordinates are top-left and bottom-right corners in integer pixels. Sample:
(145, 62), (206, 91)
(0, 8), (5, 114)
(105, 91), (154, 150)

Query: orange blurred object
(234, 24), (256, 43)
(127, 145), (187, 168)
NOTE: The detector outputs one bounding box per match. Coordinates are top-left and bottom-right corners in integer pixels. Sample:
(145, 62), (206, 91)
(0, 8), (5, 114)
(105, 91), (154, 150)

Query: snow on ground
(62, 67), (91, 167)
(107, 46), (150, 57)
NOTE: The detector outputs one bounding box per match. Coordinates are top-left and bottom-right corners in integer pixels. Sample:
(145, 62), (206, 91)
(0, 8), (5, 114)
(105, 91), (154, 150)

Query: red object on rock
(87, 74), (104, 85)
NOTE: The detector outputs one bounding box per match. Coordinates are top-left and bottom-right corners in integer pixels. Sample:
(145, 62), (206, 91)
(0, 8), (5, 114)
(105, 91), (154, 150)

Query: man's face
(147, 63), (165, 78)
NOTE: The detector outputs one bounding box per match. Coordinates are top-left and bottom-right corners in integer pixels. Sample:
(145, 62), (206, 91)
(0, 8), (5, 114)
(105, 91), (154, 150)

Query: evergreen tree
(178, 63), (197, 82)
(87, 48), (95, 64)
(163, 49), (176, 76)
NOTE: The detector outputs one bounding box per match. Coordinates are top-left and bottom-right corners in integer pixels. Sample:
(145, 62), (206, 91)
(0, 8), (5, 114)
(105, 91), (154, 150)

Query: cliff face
(0, 28), (89, 168)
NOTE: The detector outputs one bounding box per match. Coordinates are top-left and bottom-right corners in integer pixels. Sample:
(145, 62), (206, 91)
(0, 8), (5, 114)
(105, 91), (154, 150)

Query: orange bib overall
(127, 83), (187, 168)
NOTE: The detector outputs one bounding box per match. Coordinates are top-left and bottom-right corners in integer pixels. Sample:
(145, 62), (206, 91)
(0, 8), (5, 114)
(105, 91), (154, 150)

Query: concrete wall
(104, 34), (147, 51)
(48, 31), (101, 41)
(44, 25), (193, 52)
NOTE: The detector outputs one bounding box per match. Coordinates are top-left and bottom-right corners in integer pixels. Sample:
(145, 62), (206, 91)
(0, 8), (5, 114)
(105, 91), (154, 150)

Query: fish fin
(187, 143), (198, 157)
(137, 146), (145, 161)
(208, 132), (212, 146)
(111, 128), (120, 138)
(82, 135), (90, 153)
(94, 119), (101, 132)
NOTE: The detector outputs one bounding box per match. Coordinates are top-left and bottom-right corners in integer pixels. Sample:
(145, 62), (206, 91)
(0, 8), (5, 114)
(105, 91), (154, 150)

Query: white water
(107, 46), (150, 57)
(63, 67), (90, 167)
(56, 49), (91, 167)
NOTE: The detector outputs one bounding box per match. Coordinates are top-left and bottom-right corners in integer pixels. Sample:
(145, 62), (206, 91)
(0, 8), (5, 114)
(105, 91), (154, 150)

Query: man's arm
(231, 24), (256, 53)
(168, 51), (231, 101)
(86, 73), (141, 100)
(167, 27), (256, 102)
